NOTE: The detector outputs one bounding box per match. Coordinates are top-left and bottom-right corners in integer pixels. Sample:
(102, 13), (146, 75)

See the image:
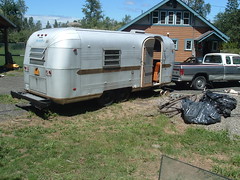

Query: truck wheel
(192, 76), (206, 90)
(98, 91), (115, 107)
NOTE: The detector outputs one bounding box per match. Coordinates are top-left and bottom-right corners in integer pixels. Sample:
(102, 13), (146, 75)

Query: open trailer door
(141, 38), (155, 87)
(157, 36), (175, 84)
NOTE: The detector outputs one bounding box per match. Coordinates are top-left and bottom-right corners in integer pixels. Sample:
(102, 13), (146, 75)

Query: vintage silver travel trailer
(11, 28), (175, 108)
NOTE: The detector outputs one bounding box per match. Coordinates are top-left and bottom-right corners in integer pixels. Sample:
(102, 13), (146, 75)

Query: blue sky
(24, 0), (229, 26)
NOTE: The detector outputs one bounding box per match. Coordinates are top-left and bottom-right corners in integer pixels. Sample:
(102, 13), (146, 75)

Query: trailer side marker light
(24, 66), (29, 72)
(46, 70), (52, 76)
(73, 49), (77, 52)
(73, 88), (77, 91)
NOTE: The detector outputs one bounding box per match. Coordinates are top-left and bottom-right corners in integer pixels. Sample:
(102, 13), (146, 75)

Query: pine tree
(81, 0), (103, 28)
(53, 19), (58, 28)
(45, 21), (52, 29)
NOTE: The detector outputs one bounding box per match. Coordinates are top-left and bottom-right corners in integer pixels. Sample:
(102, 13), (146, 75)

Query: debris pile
(159, 90), (237, 125)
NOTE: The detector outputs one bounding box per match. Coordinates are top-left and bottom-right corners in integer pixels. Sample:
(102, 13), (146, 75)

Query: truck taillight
(180, 69), (184, 76)
(24, 66), (29, 72)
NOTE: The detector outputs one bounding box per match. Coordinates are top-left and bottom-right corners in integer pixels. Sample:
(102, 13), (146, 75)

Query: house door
(141, 38), (155, 87)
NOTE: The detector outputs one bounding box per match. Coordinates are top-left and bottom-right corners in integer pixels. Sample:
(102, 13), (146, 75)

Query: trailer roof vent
(130, 29), (145, 34)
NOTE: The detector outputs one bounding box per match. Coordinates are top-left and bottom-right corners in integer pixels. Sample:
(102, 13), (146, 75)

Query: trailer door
(141, 38), (155, 87)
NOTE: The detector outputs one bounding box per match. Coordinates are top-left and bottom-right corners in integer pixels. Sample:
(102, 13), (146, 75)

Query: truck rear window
(204, 55), (222, 64)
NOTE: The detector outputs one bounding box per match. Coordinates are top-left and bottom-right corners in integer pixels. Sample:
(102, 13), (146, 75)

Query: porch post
(3, 27), (9, 65)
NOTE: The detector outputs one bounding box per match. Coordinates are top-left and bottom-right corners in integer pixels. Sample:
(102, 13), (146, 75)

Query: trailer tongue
(11, 91), (51, 109)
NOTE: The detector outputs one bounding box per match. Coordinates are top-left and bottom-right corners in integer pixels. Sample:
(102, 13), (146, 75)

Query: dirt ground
(0, 70), (240, 138)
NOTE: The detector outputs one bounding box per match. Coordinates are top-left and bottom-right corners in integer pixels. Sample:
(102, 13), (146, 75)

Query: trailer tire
(115, 88), (131, 102)
(192, 76), (206, 90)
(98, 91), (115, 107)
(175, 82), (188, 89)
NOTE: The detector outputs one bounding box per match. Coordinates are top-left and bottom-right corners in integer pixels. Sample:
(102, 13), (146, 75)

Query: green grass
(0, 94), (22, 104)
(0, 103), (239, 179)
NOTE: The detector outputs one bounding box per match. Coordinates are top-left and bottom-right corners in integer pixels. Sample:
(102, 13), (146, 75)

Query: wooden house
(119, 0), (229, 62)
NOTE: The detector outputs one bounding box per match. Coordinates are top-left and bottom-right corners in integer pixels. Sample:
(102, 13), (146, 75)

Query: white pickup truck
(172, 53), (240, 90)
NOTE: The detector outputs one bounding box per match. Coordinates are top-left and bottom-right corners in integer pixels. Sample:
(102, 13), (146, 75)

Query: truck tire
(192, 76), (206, 90)
(98, 91), (115, 107)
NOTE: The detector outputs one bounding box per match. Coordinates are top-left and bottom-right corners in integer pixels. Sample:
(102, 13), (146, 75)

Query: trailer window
(29, 48), (45, 65)
(103, 50), (121, 68)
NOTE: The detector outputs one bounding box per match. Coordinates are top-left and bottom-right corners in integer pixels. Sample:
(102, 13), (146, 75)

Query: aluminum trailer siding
(12, 28), (175, 107)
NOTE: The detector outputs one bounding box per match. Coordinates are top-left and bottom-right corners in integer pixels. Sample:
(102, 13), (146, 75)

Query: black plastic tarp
(181, 91), (237, 125)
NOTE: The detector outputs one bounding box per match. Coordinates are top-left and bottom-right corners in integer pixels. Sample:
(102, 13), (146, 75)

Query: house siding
(124, 24), (211, 61)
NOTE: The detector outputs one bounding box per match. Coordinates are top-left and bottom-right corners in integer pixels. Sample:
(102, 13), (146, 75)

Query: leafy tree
(22, 17), (29, 29)
(81, 0), (103, 28)
(181, 0), (211, 17)
(59, 21), (69, 27)
(0, 0), (28, 29)
(226, 0), (239, 13)
(35, 20), (42, 30)
(214, 0), (240, 49)
(28, 16), (35, 30)
(122, 15), (131, 25)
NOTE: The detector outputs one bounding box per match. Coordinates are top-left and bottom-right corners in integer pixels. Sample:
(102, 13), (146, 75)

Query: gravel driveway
(0, 72), (240, 138)
(0, 73), (24, 94)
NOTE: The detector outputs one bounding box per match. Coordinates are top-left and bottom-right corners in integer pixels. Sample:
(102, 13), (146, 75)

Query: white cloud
(125, 1), (135, 5)
(25, 15), (80, 27)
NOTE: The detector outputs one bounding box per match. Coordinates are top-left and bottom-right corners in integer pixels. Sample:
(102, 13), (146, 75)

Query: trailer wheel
(192, 76), (206, 90)
(174, 82), (188, 89)
(98, 91), (115, 107)
(115, 88), (131, 102)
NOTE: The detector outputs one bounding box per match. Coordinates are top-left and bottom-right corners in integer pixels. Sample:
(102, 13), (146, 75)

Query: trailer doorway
(141, 38), (162, 87)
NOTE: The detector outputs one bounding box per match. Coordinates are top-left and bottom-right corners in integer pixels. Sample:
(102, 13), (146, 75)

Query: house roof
(118, 0), (229, 41)
(195, 30), (228, 43)
(0, 14), (16, 28)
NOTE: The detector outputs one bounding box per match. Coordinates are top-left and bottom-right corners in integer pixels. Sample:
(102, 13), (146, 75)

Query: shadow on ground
(168, 81), (240, 91)
(16, 89), (161, 119)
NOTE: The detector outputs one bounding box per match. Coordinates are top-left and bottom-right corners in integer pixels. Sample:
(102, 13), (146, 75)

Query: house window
(103, 50), (121, 68)
(160, 11), (167, 24)
(152, 11), (159, 24)
(176, 12), (182, 24)
(183, 12), (190, 25)
(212, 41), (218, 51)
(172, 39), (178, 50)
(185, 39), (193, 51)
(168, 11), (174, 24)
